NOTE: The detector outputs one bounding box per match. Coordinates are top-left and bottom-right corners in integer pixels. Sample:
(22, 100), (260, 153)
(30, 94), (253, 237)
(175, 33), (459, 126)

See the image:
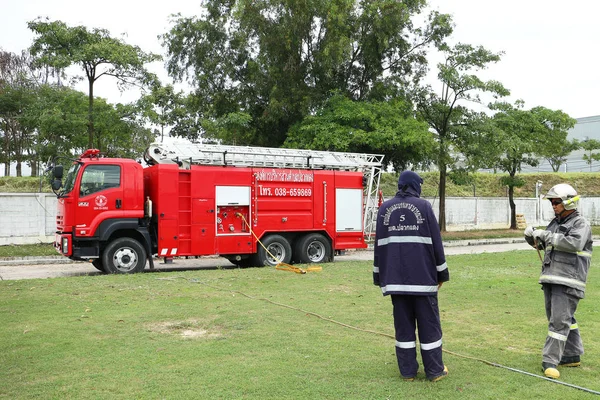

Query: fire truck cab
(52, 140), (383, 274)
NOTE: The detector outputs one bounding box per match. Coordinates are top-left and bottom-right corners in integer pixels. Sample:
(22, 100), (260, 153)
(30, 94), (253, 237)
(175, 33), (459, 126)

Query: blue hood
(397, 171), (423, 197)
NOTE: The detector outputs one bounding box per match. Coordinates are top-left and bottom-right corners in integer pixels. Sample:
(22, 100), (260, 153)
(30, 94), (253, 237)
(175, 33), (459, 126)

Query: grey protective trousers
(542, 284), (584, 365)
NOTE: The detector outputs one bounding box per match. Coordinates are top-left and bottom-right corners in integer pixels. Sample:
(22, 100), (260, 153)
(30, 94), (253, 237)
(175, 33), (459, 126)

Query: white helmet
(544, 183), (579, 210)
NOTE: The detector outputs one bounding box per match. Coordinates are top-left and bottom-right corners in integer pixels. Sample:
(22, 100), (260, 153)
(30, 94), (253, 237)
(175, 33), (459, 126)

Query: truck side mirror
(51, 180), (62, 191)
(52, 165), (64, 180)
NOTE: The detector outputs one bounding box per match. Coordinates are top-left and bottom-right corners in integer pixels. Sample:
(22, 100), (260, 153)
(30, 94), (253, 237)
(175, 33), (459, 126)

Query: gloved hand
(532, 229), (545, 242)
(524, 226), (536, 237)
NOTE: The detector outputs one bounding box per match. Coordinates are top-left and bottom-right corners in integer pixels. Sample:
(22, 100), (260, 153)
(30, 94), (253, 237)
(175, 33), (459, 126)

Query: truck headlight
(62, 237), (69, 254)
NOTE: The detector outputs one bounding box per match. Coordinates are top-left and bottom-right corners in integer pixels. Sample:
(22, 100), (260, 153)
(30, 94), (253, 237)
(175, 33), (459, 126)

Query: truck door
(74, 164), (124, 237)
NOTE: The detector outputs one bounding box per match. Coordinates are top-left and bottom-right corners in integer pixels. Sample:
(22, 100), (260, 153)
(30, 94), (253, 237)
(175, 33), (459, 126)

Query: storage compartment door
(216, 186), (251, 236)
(335, 188), (363, 232)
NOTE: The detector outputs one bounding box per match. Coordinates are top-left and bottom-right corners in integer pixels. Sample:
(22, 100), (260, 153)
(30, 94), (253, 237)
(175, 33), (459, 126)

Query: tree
(416, 43), (509, 231)
(137, 83), (187, 142)
(14, 83), (153, 166)
(529, 107), (577, 172)
(486, 102), (574, 229)
(28, 19), (161, 148)
(0, 84), (37, 176)
(580, 138), (600, 171)
(0, 49), (50, 176)
(22, 85), (89, 167)
(543, 139), (579, 172)
(96, 100), (156, 159)
(284, 93), (434, 170)
(162, 0), (452, 146)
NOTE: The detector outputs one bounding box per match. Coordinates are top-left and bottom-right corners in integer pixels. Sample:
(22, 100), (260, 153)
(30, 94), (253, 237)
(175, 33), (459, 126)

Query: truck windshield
(61, 163), (81, 196)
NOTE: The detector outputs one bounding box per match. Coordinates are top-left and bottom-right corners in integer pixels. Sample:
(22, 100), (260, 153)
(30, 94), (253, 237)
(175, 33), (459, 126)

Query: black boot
(559, 355), (581, 367)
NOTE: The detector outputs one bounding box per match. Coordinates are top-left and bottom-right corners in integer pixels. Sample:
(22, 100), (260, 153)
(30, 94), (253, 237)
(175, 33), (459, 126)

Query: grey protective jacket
(525, 211), (592, 295)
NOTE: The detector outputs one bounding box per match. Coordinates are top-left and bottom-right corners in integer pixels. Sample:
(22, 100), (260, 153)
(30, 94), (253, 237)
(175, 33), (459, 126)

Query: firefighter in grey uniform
(374, 171), (449, 382)
(524, 183), (592, 380)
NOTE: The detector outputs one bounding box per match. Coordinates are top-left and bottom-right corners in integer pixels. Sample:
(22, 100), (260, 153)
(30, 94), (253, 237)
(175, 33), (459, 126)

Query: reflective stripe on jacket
(373, 192), (449, 296)
(525, 211), (592, 293)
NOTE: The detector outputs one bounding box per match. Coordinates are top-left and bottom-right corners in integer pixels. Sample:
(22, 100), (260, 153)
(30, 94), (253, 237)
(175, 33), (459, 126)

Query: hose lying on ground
(157, 276), (600, 395)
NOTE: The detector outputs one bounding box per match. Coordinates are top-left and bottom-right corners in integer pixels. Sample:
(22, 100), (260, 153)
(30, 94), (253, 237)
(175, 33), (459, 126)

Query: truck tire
(102, 238), (147, 274)
(224, 255), (253, 268)
(295, 233), (332, 264)
(91, 259), (106, 273)
(256, 235), (292, 267)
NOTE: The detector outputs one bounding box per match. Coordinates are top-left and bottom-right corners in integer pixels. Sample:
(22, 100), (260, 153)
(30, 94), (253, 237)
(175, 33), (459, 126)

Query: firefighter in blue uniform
(373, 171), (449, 382)
(524, 183), (592, 380)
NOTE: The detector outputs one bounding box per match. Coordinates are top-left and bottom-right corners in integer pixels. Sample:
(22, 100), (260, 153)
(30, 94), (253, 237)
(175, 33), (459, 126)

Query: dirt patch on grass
(149, 320), (223, 339)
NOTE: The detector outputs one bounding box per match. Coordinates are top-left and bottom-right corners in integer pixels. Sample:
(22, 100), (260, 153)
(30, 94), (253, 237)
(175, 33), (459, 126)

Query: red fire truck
(50, 139), (383, 274)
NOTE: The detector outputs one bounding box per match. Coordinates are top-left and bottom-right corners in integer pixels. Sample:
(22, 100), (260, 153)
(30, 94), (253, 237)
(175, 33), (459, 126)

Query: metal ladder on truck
(144, 138), (384, 241)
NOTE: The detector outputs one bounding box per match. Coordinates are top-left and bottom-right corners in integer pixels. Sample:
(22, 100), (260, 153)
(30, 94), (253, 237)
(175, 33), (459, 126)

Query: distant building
(520, 115), (600, 173)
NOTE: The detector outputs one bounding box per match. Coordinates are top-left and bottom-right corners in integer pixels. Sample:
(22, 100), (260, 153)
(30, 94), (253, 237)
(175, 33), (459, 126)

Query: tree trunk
(87, 79), (95, 149)
(508, 180), (516, 229)
(438, 165), (447, 232)
(3, 120), (11, 176)
(30, 160), (38, 177)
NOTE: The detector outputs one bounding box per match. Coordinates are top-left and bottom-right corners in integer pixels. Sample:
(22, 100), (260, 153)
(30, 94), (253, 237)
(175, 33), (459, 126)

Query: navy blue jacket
(373, 172), (449, 296)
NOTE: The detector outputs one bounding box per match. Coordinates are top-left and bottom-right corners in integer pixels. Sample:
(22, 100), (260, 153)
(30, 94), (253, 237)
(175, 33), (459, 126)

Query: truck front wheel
(256, 235), (292, 267)
(102, 238), (147, 274)
(91, 259), (106, 273)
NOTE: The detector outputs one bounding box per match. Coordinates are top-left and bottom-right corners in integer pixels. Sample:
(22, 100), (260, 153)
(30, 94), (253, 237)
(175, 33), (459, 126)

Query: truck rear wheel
(256, 235), (292, 267)
(102, 238), (147, 274)
(295, 233), (332, 264)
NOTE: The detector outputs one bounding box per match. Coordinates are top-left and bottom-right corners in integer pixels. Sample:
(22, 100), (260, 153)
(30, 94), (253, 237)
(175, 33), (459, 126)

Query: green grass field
(2, 251), (600, 399)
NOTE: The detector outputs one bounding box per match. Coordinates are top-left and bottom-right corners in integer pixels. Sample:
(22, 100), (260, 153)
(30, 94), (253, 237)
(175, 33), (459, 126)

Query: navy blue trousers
(391, 294), (444, 379)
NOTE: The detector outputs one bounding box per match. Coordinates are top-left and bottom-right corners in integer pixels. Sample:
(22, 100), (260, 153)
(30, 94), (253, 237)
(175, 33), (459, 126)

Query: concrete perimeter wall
(2, 193), (600, 245)
(0, 194), (57, 246)
(426, 196), (600, 231)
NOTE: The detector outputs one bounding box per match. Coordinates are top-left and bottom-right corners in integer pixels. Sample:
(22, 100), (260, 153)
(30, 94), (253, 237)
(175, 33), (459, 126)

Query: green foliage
(380, 171), (600, 198)
(0, 82), (154, 167)
(499, 175), (525, 188)
(487, 103), (575, 176)
(202, 111), (256, 146)
(162, 0), (453, 146)
(447, 168), (474, 186)
(580, 139), (600, 167)
(0, 243), (54, 256)
(95, 101), (156, 159)
(0, 177), (51, 193)
(485, 103), (576, 227)
(284, 94), (434, 170)
(416, 42), (509, 230)
(530, 106), (578, 172)
(28, 18), (161, 148)
(27, 85), (89, 159)
(136, 84), (189, 141)
(1, 254), (600, 398)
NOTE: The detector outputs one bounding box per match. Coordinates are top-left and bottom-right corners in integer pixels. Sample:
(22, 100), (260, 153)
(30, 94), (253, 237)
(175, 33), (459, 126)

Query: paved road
(0, 239), (538, 281)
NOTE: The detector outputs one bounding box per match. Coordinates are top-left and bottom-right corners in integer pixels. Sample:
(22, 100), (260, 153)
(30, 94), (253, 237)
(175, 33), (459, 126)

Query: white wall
(426, 196), (600, 230)
(0, 193), (57, 245)
(2, 193), (600, 245)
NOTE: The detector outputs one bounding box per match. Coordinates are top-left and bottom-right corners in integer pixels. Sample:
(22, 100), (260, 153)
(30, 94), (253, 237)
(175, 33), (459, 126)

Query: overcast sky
(2, 0), (599, 119)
